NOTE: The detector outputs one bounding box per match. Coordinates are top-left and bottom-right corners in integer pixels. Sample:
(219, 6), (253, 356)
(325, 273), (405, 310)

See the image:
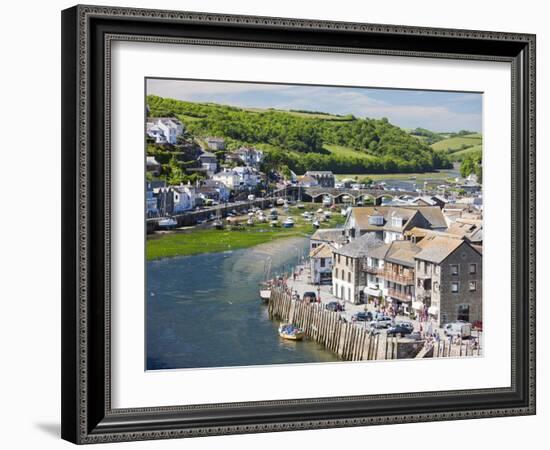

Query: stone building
(304, 171), (335, 188)
(332, 233), (382, 304)
(414, 235), (482, 326)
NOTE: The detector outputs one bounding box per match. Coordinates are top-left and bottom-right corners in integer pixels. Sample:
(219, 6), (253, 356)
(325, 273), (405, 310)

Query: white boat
(212, 219), (224, 229)
(297, 203), (305, 209)
(259, 289), (271, 303)
(276, 198), (285, 205)
(312, 219), (320, 228)
(247, 218), (254, 226)
(158, 217), (177, 229)
(317, 208), (324, 213)
(340, 207), (350, 217)
(282, 217), (295, 228)
(323, 211), (332, 218)
(270, 220), (279, 227)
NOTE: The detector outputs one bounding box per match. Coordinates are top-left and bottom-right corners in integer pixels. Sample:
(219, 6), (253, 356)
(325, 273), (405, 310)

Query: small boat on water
(282, 217), (295, 228)
(278, 324), (305, 341)
(158, 217), (177, 229)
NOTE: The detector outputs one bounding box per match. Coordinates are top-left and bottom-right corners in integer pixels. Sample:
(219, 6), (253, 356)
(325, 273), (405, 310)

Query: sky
(147, 79), (482, 133)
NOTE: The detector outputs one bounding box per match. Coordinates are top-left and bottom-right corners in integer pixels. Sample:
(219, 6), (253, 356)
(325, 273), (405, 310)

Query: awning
(428, 306), (439, 315)
(412, 301), (424, 310)
(364, 287), (381, 297)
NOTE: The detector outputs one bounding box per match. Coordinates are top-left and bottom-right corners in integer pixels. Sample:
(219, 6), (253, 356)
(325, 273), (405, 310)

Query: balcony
(383, 270), (414, 285)
(387, 288), (413, 303)
(363, 264), (383, 275)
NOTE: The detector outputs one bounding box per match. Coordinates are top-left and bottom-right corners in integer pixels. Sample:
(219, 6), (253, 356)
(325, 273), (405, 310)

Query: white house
(172, 184), (197, 213)
(309, 244), (335, 284)
(212, 168), (240, 190)
(213, 167), (261, 190)
(146, 118), (184, 144)
(233, 147), (264, 168)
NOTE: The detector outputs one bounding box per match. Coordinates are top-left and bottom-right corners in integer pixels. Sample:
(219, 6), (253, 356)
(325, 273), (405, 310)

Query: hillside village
(145, 100), (483, 357)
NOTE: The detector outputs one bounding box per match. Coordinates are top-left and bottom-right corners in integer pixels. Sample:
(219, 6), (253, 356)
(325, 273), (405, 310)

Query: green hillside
(147, 95), (452, 175)
(451, 144), (483, 161)
(430, 135), (482, 152)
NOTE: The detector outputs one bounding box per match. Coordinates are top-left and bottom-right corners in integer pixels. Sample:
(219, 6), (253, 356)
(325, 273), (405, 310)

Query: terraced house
(331, 234), (382, 304)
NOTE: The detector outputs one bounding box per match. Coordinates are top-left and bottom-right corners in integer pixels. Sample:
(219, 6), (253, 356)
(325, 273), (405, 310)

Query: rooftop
(334, 233), (384, 258)
(310, 228), (347, 245)
(414, 235), (466, 264)
(309, 243), (335, 259)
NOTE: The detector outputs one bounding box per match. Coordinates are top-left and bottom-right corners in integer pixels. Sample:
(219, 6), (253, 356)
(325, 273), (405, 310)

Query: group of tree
(147, 95), (452, 175)
(459, 151), (482, 183)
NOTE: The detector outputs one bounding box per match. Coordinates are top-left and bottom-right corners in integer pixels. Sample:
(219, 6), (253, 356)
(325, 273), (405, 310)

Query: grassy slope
(430, 135), (482, 152)
(450, 144), (483, 159)
(323, 144), (375, 160)
(147, 205), (346, 260)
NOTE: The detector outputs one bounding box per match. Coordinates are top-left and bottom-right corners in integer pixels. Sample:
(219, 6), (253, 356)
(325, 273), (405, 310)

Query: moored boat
(312, 219), (320, 228)
(158, 217), (177, 229)
(282, 217), (295, 228)
(278, 324), (305, 341)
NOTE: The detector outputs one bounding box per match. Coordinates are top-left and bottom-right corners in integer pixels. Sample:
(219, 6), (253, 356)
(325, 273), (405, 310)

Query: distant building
(197, 151), (218, 176)
(145, 181), (161, 217)
(146, 156), (161, 176)
(297, 175), (319, 187)
(204, 137), (226, 151)
(304, 171), (335, 188)
(233, 147), (264, 168)
(146, 118), (184, 144)
(212, 167), (261, 190)
(172, 185), (198, 213)
(201, 179), (230, 202)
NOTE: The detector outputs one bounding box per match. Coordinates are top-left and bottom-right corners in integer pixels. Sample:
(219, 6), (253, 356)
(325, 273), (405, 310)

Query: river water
(146, 237), (339, 370)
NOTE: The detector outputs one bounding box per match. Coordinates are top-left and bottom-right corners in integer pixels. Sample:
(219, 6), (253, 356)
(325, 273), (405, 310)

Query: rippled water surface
(146, 237), (339, 370)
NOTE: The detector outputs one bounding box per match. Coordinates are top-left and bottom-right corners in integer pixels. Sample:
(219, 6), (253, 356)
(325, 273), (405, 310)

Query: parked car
(370, 315), (393, 329)
(387, 324), (413, 336)
(303, 291), (317, 303)
(443, 321), (472, 338)
(326, 301), (345, 312)
(408, 331), (423, 341)
(351, 311), (373, 322)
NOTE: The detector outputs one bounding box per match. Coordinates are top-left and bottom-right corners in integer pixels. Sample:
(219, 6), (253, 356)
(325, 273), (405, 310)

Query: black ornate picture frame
(61, 4), (536, 444)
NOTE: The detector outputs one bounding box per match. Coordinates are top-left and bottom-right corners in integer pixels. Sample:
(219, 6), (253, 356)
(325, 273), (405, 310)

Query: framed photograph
(61, 5), (536, 444)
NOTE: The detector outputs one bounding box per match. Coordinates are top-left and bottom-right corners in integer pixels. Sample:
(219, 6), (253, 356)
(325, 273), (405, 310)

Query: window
(451, 282), (459, 293)
(469, 263), (477, 274)
(348, 288), (351, 301)
(469, 281), (477, 292)
(435, 265), (440, 275)
(334, 268), (338, 279)
(450, 264), (459, 275)
(457, 304), (470, 322)
(338, 254), (341, 264)
(347, 272), (351, 283)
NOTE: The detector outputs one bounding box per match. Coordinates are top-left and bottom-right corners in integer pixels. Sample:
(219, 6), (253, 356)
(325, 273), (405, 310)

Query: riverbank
(147, 204), (346, 260)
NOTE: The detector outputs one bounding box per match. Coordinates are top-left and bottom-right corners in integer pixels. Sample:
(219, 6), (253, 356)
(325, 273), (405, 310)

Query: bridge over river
(301, 187), (419, 205)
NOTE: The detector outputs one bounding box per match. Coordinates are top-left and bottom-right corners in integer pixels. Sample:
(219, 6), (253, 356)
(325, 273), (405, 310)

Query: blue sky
(147, 79), (482, 133)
